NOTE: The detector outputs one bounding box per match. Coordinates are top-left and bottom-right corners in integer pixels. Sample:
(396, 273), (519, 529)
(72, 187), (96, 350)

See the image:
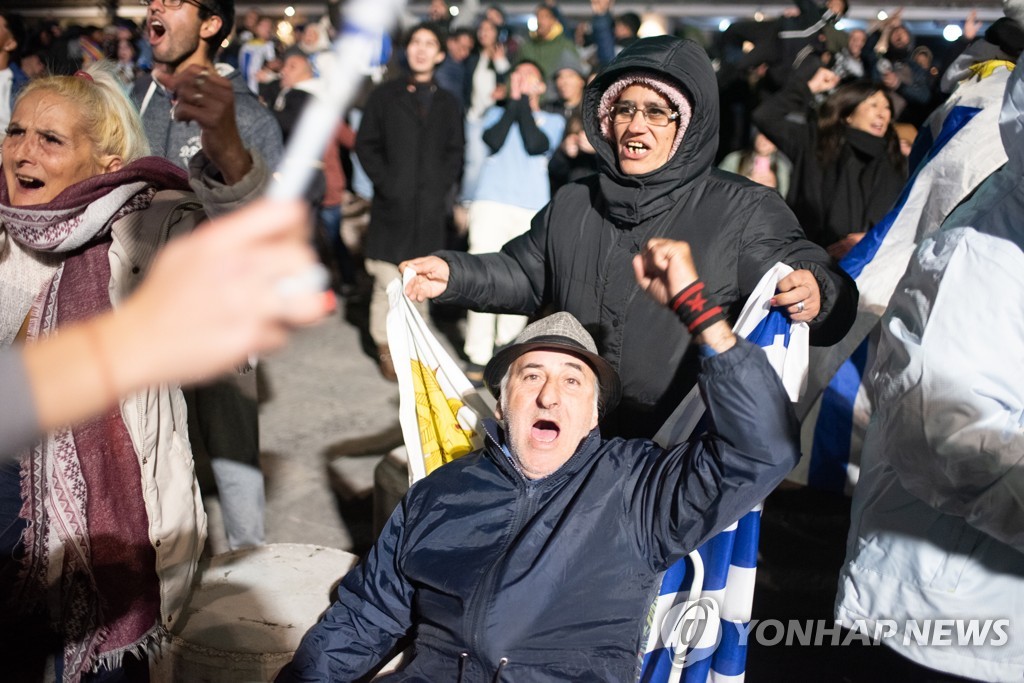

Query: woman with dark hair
(754, 67), (908, 259)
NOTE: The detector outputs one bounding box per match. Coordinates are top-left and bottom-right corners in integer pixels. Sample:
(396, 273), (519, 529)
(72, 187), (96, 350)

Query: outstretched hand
(399, 256), (451, 302)
(154, 64), (252, 184)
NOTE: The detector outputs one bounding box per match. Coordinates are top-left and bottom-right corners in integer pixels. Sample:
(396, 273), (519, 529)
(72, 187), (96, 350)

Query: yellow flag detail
(411, 359), (476, 475)
(968, 60), (1015, 81)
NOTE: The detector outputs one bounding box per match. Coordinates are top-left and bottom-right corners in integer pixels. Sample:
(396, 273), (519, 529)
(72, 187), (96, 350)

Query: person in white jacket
(835, 58), (1024, 682)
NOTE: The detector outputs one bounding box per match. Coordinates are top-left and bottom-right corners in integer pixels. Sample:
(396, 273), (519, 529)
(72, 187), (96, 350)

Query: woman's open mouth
(622, 141), (650, 158)
(15, 174), (44, 190)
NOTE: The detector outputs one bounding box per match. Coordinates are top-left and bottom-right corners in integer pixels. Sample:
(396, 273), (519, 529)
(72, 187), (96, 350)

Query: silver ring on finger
(192, 91), (204, 103)
(796, 300), (805, 313)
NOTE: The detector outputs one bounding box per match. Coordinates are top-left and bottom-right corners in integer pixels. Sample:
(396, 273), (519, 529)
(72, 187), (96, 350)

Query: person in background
(425, 0), (453, 33)
(831, 27), (867, 82)
(466, 16), (510, 122)
(461, 60), (564, 383)
(134, 0), (284, 171)
(483, 4), (521, 62)
(548, 47), (597, 195)
(519, 3), (579, 92)
(76, 25), (105, 68)
(548, 112), (598, 194)
(270, 50), (359, 296)
(435, 26), (475, 104)
(461, 16), (511, 207)
(239, 14), (279, 94)
(0, 12), (29, 141)
(552, 51), (587, 121)
(754, 65), (907, 259)
(718, 129), (793, 197)
(590, 0), (640, 68)
(112, 37), (140, 86)
(866, 12), (934, 125)
(19, 50), (47, 80)
(402, 36), (856, 440)
(355, 23), (464, 381)
(134, 0), (285, 551)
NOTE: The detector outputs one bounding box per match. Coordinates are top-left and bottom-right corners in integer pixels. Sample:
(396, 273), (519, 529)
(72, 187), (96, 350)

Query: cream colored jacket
(106, 151), (268, 629)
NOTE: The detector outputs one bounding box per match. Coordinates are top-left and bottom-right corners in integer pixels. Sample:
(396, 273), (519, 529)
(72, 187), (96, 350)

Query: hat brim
(483, 336), (621, 418)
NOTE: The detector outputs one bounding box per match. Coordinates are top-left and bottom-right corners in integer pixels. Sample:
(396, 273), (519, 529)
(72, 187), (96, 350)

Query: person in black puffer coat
(753, 66), (908, 259)
(401, 35), (857, 439)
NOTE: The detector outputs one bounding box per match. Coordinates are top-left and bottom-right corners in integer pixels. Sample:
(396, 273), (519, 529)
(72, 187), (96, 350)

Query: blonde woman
(0, 61), (269, 680)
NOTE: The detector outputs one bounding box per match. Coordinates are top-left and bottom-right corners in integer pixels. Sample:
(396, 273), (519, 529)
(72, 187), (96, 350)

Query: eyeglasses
(609, 103), (679, 127)
(139, 0), (215, 12)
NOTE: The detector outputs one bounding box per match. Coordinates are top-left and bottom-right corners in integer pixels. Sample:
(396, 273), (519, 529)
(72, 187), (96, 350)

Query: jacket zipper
(465, 472), (537, 679)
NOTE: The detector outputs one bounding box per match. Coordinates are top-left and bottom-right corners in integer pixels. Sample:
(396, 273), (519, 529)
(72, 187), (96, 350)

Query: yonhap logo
(658, 597), (722, 668)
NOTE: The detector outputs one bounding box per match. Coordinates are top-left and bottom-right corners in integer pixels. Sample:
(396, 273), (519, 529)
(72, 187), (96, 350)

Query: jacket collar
(482, 418), (604, 484)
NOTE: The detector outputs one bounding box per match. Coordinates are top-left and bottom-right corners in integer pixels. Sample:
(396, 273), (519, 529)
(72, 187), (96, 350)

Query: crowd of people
(1, 0), (1022, 680)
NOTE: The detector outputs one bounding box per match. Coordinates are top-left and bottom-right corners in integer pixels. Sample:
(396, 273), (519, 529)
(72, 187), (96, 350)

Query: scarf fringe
(89, 623), (168, 675)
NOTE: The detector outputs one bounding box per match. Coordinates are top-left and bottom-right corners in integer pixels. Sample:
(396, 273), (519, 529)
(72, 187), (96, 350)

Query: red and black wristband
(669, 280), (726, 336)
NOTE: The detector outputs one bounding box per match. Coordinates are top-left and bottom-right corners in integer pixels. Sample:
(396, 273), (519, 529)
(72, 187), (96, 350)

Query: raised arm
(752, 67), (837, 163)
(628, 237), (799, 567)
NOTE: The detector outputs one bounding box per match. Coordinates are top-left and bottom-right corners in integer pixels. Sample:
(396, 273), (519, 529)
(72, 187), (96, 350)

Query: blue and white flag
(641, 263), (809, 683)
(791, 61), (1013, 494)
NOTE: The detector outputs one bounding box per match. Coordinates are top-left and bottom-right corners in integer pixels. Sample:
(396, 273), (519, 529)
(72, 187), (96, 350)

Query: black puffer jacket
(437, 36), (857, 438)
(279, 340), (800, 682)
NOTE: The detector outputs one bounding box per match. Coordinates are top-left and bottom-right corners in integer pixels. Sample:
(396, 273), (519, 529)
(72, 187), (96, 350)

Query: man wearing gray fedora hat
(280, 237), (800, 682)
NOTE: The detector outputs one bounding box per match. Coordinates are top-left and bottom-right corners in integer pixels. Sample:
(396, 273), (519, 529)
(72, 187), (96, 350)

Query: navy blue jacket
(279, 339), (800, 682)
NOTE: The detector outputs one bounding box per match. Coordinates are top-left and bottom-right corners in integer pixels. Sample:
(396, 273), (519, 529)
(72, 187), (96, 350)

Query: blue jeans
(319, 204), (356, 286)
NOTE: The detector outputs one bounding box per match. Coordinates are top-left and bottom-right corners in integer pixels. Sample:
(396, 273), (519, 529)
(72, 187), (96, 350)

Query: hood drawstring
(457, 652), (469, 682)
(492, 657), (509, 682)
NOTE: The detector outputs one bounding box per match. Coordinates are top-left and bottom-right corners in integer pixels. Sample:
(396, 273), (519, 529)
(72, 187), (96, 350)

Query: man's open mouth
(532, 420), (560, 443)
(149, 19), (166, 41)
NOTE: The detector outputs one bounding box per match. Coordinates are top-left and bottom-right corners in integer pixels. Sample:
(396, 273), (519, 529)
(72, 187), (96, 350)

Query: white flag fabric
(642, 263), (808, 683)
(792, 61), (1013, 494)
(386, 271), (490, 483)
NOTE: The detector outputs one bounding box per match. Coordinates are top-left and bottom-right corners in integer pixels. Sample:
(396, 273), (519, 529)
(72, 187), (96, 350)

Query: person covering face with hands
(402, 35), (855, 439)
